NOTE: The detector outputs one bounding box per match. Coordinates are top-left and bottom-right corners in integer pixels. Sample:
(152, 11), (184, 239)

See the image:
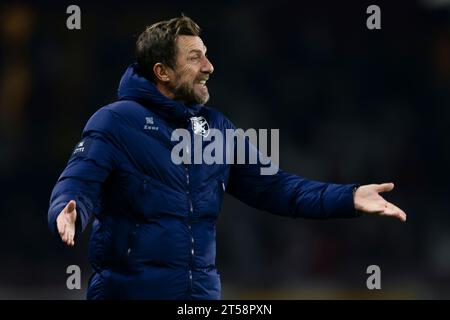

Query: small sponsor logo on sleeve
(71, 138), (92, 157)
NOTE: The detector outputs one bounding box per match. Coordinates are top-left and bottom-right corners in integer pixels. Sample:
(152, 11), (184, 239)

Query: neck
(156, 82), (176, 101)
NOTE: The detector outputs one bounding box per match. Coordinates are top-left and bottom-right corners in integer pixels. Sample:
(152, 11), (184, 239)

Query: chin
(193, 87), (209, 104)
(198, 96), (209, 105)
(191, 93), (208, 105)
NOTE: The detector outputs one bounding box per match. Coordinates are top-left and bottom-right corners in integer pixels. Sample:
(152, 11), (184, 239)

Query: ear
(153, 63), (171, 82)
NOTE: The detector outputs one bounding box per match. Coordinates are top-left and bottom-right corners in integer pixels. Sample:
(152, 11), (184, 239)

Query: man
(48, 16), (406, 300)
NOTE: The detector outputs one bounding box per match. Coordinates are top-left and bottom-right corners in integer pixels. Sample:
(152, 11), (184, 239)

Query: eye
(189, 54), (201, 62)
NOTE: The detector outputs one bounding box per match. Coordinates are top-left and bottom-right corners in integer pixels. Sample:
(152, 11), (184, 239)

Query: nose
(201, 56), (214, 74)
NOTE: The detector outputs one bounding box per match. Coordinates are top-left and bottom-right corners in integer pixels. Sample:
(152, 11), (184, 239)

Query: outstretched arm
(225, 124), (406, 221)
(228, 162), (406, 221)
(228, 161), (360, 219)
(48, 108), (122, 246)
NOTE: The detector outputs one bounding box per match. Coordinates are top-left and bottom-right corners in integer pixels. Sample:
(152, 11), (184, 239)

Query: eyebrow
(188, 46), (207, 55)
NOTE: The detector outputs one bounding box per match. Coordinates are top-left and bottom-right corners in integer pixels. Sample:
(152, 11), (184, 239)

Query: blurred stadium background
(0, 0), (449, 299)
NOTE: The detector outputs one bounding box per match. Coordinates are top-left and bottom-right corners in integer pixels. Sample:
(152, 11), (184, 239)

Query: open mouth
(198, 79), (207, 87)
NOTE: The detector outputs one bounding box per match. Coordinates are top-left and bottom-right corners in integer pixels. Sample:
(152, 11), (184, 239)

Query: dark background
(0, 0), (449, 299)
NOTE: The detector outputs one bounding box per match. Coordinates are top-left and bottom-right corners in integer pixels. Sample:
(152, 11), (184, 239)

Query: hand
(56, 200), (77, 246)
(354, 183), (406, 222)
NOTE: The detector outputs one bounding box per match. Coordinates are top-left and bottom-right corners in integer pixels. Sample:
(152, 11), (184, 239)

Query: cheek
(179, 65), (198, 82)
(176, 72), (193, 85)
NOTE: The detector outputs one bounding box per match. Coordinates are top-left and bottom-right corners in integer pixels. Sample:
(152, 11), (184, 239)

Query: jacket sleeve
(225, 122), (360, 219)
(47, 108), (121, 238)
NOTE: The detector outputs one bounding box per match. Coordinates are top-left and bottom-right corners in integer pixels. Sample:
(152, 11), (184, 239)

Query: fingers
(57, 215), (75, 246)
(56, 200), (77, 246)
(60, 227), (75, 246)
(66, 235), (74, 247)
(58, 223), (66, 238)
(383, 201), (407, 222)
(68, 231), (75, 247)
(62, 227), (68, 243)
(376, 182), (395, 193)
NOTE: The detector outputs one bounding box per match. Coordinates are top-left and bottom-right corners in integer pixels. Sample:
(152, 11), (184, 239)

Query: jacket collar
(117, 63), (202, 123)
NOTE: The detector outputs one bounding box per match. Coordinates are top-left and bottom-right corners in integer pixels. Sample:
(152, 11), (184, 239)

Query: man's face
(168, 35), (214, 105)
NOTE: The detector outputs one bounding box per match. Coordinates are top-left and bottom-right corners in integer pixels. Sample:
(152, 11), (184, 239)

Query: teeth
(199, 80), (206, 85)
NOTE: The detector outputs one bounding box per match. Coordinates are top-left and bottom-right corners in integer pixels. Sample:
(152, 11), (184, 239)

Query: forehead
(176, 35), (206, 54)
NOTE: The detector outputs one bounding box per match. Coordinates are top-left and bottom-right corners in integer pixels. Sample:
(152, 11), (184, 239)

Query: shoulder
(200, 105), (236, 130)
(84, 100), (147, 133)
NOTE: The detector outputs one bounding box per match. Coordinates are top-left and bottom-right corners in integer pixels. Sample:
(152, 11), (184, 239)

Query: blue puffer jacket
(48, 63), (359, 300)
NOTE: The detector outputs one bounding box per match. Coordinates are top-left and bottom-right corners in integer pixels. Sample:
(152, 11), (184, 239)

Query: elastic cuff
(324, 183), (361, 218)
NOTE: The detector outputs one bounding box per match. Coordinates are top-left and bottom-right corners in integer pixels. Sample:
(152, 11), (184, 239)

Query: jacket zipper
(185, 164), (194, 298)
